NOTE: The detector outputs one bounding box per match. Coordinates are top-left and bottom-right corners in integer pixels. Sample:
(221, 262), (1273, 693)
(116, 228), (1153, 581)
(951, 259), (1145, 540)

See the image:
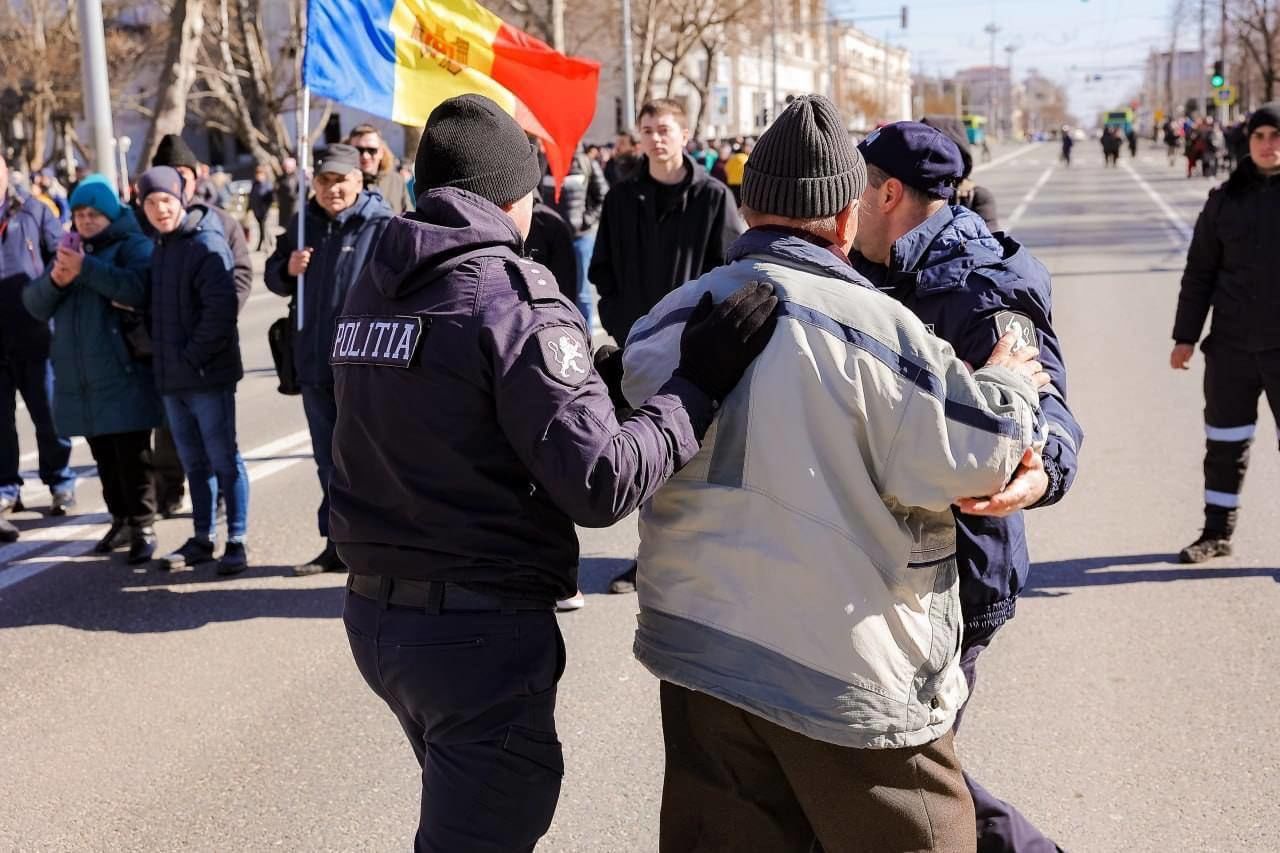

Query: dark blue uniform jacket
(328, 187), (714, 602)
(854, 204), (1084, 632)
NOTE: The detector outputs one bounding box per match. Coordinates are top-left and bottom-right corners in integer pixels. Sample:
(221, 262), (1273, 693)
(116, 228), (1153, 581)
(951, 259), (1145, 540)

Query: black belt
(347, 574), (553, 614)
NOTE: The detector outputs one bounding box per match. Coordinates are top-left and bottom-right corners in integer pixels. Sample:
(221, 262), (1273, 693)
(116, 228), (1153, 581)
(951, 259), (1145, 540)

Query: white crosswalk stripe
(0, 428), (314, 593)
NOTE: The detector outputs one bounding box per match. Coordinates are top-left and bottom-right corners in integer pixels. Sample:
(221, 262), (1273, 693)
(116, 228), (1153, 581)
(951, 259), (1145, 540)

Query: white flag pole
(297, 84), (309, 332)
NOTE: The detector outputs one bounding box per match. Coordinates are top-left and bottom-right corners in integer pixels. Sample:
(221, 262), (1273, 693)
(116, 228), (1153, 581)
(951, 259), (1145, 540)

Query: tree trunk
(141, 0), (205, 168)
(550, 0), (565, 52)
(689, 41), (718, 139)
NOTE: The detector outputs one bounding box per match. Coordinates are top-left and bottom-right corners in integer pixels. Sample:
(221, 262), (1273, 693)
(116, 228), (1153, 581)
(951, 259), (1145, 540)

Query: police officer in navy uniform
(1171, 103), (1280, 563)
(328, 94), (778, 852)
(851, 122), (1084, 853)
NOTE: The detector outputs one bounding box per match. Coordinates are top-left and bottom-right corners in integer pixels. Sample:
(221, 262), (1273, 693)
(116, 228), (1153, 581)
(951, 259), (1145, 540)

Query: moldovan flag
(304, 0), (600, 188)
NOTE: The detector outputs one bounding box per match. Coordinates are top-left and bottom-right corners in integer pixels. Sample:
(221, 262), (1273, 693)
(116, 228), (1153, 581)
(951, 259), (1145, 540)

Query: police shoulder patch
(993, 310), (1036, 352)
(330, 315), (428, 368)
(536, 325), (592, 387)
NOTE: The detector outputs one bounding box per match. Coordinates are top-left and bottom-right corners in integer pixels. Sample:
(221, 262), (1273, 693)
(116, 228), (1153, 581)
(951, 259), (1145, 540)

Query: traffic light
(1210, 60), (1225, 88)
(900, 5), (908, 28)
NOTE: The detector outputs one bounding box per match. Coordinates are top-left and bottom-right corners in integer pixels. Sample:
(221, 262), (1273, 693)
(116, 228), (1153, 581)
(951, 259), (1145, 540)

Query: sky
(834, 0), (1187, 120)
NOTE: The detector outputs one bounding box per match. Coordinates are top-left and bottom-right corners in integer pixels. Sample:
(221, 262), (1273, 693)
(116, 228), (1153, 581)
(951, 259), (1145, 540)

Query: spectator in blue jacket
(23, 175), (162, 564)
(0, 152), (77, 542)
(264, 144), (392, 576)
(138, 166), (249, 576)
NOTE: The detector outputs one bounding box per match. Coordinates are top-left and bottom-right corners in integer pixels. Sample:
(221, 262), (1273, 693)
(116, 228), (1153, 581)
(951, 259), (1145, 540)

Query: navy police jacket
(854, 204), (1084, 632)
(327, 187), (715, 602)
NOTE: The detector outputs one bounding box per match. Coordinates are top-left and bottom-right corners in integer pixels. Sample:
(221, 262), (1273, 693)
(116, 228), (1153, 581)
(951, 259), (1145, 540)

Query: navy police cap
(856, 121), (965, 200)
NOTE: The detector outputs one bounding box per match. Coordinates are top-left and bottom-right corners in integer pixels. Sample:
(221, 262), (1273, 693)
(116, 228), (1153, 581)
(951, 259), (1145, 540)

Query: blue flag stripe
(303, 0), (398, 120)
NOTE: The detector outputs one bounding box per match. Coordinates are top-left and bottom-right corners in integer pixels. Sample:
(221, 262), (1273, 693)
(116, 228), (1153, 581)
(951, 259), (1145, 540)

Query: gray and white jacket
(622, 228), (1045, 749)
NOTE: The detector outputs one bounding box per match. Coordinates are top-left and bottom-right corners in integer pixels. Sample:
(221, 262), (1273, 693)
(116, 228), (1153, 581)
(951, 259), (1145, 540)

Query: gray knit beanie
(741, 95), (867, 219)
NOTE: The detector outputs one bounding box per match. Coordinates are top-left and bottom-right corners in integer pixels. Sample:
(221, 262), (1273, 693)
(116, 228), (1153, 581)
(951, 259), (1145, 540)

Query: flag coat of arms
(304, 0), (600, 187)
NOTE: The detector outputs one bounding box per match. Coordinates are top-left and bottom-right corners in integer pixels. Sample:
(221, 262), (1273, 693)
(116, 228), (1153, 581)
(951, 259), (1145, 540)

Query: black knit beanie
(741, 94), (867, 219)
(152, 134), (200, 172)
(415, 94), (542, 207)
(1247, 102), (1280, 135)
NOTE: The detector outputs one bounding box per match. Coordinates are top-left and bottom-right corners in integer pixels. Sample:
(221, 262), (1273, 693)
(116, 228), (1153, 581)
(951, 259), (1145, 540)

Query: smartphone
(59, 231), (82, 253)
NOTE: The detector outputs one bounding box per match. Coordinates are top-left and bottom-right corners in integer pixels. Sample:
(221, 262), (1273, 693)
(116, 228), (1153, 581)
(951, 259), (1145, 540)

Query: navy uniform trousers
(956, 626), (1063, 853)
(344, 577), (566, 853)
(1199, 345), (1280, 534)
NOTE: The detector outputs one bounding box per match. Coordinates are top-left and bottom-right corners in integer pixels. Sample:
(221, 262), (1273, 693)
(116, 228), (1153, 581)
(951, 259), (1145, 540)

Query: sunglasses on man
(355, 146), (380, 158)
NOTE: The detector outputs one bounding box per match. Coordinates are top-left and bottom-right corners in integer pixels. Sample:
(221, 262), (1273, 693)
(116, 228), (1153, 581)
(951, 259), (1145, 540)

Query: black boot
(1179, 532), (1232, 563)
(127, 527), (158, 565)
(94, 519), (132, 553)
(292, 541), (346, 576)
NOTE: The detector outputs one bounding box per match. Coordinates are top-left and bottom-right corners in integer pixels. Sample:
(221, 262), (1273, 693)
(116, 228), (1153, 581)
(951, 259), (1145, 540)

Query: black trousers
(151, 425), (186, 506)
(343, 588), (565, 853)
(1200, 345), (1280, 533)
(86, 431), (156, 527)
(658, 682), (975, 853)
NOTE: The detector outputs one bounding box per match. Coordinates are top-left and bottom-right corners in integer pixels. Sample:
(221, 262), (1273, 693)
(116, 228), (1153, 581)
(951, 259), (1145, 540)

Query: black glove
(674, 281), (778, 403)
(593, 344), (630, 411)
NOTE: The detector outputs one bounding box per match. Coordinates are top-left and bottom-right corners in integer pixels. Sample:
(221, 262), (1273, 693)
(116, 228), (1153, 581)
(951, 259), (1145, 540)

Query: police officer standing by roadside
(851, 122), (1084, 853)
(328, 94), (777, 852)
(1171, 102), (1280, 563)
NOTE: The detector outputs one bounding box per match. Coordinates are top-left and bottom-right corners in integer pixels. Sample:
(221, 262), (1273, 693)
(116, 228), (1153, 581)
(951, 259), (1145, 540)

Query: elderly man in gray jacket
(621, 95), (1048, 853)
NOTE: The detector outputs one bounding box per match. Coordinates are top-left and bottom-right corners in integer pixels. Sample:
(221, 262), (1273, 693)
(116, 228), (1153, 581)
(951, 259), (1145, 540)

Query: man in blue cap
(852, 121), (1084, 853)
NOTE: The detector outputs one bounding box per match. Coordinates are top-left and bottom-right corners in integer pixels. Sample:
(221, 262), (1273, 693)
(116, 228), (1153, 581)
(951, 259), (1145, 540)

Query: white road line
(0, 428), (314, 594)
(1122, 160), (1193, 242)
(1006, 166), (1057, 229)
(973, 144), (1039, 175)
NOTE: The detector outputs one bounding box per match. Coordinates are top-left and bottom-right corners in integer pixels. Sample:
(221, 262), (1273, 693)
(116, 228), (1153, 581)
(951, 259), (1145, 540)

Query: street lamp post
(76, 0), (117, 189)
(621, 0), (635, 130)
(1005, 44), (1018, 138)
(984, 23), (1000, 138)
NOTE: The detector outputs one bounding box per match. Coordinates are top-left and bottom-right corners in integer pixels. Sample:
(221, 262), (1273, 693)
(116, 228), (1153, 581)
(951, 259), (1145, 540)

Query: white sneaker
(556, 590), (586, 612)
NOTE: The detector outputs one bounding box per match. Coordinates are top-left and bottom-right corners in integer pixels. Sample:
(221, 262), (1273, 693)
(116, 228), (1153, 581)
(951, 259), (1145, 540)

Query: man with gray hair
(621, 94), (1049, 851)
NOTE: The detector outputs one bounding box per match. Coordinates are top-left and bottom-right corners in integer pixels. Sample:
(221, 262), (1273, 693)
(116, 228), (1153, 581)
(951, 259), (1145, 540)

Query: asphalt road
(2, 141), (1277, 853)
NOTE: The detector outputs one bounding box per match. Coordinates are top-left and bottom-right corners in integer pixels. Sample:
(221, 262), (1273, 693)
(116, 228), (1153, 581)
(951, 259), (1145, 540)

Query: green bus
(1101, 109), (1134, 134)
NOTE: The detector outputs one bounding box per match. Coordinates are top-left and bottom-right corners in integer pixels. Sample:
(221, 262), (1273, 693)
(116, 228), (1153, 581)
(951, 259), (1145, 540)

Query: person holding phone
(23, 175), (162, 563)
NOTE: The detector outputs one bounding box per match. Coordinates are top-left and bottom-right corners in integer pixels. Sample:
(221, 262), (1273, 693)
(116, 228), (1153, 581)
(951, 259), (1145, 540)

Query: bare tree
(141, 0), (205, 166)
(633, 0), (760, 119)
(0, 0), (155, 173)
(1232, 0), (1278, 102)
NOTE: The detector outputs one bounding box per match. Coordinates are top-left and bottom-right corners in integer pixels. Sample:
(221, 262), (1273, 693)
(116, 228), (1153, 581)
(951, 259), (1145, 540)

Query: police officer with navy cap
(328, 93), (778, 852)
(851, 121), (1083, 853)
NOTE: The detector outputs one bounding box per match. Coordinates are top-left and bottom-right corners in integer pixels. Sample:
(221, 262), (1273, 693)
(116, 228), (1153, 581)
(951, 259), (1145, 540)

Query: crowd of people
(1163, 113), (1250, 178)
(6, 86), (1278, 851)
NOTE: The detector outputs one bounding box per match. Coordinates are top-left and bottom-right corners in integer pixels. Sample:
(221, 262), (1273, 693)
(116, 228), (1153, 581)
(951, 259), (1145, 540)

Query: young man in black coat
(588, 98), (745, 594)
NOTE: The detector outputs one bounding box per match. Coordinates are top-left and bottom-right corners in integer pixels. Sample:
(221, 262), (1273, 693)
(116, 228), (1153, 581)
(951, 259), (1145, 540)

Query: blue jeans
(0, 357), (75, 500)
(300, 384), (336, 538)
(162, 386), (249, 542)
(572, 230), (596, 330)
